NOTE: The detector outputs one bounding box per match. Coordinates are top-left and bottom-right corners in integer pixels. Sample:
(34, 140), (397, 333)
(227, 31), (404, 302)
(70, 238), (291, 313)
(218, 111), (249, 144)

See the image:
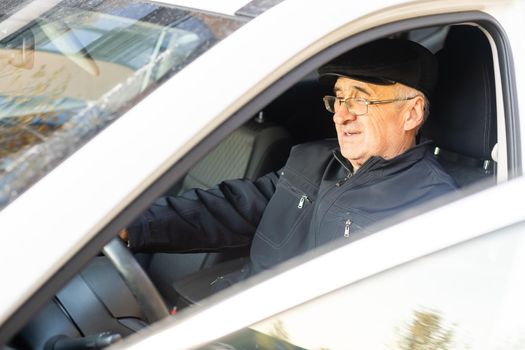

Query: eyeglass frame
(323, 95), (420, 116)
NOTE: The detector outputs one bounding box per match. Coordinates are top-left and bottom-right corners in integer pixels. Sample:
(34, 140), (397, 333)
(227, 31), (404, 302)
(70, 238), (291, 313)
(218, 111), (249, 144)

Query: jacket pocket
(254, 177), (314, 249)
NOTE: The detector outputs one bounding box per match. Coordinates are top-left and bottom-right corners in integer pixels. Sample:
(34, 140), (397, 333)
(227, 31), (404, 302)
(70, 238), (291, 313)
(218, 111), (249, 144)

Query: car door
(204, 186), (525, 350)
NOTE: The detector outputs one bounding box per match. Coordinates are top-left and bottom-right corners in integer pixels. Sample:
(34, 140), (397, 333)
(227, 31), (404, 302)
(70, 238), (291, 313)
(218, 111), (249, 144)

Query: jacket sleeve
(126, 171), (279, 253)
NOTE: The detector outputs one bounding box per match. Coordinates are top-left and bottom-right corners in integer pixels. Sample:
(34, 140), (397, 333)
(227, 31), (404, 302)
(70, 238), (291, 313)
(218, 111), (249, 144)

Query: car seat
(423, 25), (497, 187)
(146, 114), (292, 305)
(179, 113), (292, 191)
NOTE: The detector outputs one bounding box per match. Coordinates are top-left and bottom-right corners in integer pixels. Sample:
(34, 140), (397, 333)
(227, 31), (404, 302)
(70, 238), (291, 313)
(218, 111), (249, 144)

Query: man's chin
(340, 152), (362, 165)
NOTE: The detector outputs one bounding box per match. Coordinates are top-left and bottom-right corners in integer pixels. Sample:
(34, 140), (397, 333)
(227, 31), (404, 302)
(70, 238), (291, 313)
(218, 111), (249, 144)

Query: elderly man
(121, 38), (457, 290)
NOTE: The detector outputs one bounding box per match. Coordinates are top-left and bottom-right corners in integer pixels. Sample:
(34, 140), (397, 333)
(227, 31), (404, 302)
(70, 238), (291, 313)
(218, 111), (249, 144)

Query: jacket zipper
(281, 179), (313, 209)
(333, 153), (380, 188)
(344, 219), (352, 237)
(333, 151), (353, 186)
(297, 194), (311, 208)
(336, 174), (351, 187)
(314, 154), (380, 243)
(210, 275), (224, 286)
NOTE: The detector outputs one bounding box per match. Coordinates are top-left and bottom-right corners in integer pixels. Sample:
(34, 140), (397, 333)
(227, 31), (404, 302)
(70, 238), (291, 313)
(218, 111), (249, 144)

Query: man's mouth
(343, 130), (360, 136)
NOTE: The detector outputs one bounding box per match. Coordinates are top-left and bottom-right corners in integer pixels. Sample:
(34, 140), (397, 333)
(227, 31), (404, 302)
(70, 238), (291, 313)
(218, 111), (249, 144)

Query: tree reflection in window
(397, 309), (455, 350)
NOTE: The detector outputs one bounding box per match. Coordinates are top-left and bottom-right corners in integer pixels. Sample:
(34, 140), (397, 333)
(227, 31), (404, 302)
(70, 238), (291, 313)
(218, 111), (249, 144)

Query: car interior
(7, 23), (500, 350)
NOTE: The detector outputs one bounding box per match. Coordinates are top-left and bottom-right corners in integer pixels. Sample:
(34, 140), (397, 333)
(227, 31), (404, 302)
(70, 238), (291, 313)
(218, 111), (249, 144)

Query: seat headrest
(424, 26), (496, 160)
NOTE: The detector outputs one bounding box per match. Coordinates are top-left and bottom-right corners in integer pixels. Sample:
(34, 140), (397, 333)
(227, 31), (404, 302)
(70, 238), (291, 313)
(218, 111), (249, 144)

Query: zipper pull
(336, 174), (351, 187)
(297, 195), (310, 209)
(210, 275), (224, 286)
(336, 171), (352, 187)
(344, 219), (352, 237)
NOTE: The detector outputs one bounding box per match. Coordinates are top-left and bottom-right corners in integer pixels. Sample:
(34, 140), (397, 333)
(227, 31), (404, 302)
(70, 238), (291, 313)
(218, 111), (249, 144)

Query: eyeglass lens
(323, 96), (367, 115)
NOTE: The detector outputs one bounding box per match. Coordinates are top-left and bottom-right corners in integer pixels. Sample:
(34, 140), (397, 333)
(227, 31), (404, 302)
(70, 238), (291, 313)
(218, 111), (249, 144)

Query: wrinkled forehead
(334, 76), (399, 97)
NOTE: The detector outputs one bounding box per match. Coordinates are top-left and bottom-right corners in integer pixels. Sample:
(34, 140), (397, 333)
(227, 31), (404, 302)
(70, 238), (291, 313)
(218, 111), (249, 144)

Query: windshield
(0, 0), (244, 209)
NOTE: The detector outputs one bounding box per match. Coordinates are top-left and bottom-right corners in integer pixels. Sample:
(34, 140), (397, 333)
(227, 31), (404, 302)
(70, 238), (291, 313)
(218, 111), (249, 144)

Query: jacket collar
(333, 140), (433, 177)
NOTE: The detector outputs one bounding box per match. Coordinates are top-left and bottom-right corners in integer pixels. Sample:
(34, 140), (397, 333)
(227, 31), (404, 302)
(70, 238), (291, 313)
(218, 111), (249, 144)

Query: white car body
(0, 0), (524, 349)
(160, 0), (255, 16)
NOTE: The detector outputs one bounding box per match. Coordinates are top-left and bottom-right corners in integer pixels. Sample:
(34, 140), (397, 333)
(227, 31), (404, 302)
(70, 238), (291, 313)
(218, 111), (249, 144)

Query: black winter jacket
(128, 140), (457, 285)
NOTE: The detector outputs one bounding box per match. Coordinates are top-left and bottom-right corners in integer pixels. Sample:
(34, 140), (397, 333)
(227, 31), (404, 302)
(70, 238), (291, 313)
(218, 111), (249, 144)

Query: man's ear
(403, 96), (425, 131)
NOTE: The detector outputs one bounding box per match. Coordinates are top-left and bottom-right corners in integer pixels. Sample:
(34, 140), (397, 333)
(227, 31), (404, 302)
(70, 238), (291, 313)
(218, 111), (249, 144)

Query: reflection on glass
(397, 309), (455, 350)
(0, 1), (243, 209)
(198, 220), (525, 349)
(202, 324), (307, 350)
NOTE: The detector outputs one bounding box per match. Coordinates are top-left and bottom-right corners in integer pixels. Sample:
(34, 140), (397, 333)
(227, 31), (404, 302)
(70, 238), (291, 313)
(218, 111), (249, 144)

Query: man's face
(332, 77), (421, 170)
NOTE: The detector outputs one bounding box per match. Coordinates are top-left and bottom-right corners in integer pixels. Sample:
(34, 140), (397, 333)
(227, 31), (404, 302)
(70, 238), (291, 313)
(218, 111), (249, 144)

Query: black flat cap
(318, 38), (438, 98)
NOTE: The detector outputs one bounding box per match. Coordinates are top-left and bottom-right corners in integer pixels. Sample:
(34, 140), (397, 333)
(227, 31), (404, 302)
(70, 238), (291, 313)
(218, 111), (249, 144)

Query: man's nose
(333, 108), (357, 124)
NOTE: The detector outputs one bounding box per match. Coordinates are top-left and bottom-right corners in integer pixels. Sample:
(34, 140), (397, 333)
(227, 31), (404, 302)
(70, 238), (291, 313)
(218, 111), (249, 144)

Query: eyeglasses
(323, 95), (419, 116)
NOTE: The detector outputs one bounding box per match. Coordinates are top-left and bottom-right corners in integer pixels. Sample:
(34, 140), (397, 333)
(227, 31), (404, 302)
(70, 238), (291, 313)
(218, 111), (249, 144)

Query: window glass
(203, 221), (525, 349)
(0, 0), (244, 210)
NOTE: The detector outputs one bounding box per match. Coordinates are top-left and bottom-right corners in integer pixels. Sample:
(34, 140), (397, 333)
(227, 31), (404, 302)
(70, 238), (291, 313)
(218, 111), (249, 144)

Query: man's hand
(119, 228), (129, 243)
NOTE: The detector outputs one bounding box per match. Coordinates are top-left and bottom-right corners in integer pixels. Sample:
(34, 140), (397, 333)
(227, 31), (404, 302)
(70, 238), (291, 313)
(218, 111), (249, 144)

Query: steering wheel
(102, 238), (170, 323)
